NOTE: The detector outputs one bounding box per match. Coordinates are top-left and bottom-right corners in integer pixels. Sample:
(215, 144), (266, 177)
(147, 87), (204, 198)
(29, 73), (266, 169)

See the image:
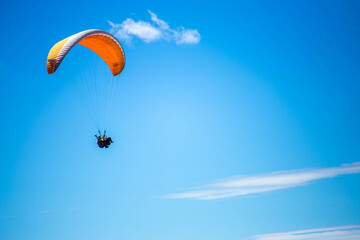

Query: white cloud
(175, 28), (201, 44)
(108, 10), (200, 45)
(67, 206), (83, 211)
(163, 162), (360, 200)
(108, 19), (161, 43)
(38, 209), (56, 214)
(243, 225), (360, 240)
(149, 10), (170, 30)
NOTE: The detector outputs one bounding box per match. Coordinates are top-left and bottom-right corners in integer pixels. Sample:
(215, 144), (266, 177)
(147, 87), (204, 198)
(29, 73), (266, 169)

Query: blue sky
(1, 0), (360, 239)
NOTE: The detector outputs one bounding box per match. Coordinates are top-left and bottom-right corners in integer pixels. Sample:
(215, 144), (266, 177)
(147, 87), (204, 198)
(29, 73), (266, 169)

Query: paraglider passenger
(104, 137), (113, 148)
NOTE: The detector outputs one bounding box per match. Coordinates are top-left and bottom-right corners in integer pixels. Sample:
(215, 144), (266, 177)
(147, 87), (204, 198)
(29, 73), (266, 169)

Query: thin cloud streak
(242, 225), (360, 240)
(108, 10), (200, 45)
(38, 209), (56, 214)
(67, 206), (83, 211)
(164, 162), (360, 200)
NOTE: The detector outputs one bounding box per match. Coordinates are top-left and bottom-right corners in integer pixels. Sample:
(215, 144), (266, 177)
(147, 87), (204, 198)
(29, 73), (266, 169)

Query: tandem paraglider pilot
(95, 133), (113, 148)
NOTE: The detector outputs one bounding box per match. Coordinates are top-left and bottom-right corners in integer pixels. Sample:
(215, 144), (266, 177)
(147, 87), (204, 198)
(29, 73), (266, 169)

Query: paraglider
(47, 29), (125, 148)
(95, 131), (113, 148)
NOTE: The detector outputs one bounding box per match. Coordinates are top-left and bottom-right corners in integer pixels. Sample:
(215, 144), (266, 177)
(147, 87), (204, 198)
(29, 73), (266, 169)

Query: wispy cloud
(67, 206), (83, 211)
(108, 10), (201, 45)
(163, 162), (360, 200)
(38, 209), (56, 214)
(243, 225), (360, 240)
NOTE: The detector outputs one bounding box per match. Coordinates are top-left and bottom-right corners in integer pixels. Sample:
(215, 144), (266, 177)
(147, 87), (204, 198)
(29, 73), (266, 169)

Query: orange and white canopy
(47, 29), (125, 76)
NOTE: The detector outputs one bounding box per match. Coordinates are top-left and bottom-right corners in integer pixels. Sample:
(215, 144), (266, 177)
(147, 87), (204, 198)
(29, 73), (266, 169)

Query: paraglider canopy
(47, 29), (125, 76)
